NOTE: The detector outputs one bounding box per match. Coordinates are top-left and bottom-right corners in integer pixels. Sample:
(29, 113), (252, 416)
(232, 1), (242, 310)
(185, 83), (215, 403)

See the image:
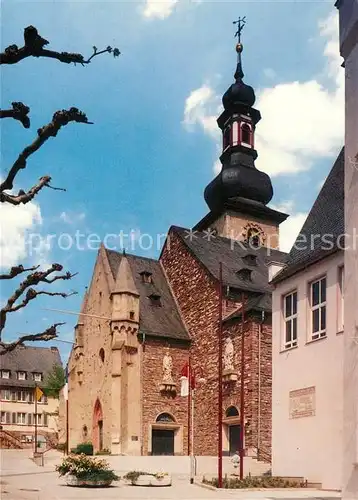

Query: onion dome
(222, 43), (256, 110)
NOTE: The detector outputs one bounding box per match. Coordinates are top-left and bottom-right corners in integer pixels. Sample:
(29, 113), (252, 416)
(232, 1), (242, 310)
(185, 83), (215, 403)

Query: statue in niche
(162, 349), (174, 384)
(223, 337), (234, 371)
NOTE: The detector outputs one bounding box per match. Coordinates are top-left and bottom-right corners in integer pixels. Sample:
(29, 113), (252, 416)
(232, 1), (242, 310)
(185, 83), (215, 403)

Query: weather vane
(233, 16), (246, 44)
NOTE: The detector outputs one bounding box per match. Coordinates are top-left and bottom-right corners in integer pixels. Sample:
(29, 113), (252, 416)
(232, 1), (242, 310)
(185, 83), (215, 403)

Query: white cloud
(270, 201), (308, 253)
(182, 85), (221, 139)
(59, 211), (86, 225)
(0, 202), (43, 268)
(182, 12), (343, 178)
(142, 0), (178, 19)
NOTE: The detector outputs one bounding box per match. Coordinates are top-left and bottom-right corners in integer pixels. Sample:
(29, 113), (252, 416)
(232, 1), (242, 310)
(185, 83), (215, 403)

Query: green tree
(44, 364), (65, 398)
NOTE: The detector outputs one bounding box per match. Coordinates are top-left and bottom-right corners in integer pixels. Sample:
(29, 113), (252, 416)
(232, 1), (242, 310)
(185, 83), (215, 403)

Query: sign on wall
(289, 386), (316, 419)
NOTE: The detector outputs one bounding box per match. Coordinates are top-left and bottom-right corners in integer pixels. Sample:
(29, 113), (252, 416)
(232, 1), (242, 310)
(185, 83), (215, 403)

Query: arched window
(156, 413), (175, 423)
(99, 348), (105, 363)
(82, 425), (88, 440)
(226, 406), (239, 418)
(241, 123), (252, 146)
(223, 125), (232, 150)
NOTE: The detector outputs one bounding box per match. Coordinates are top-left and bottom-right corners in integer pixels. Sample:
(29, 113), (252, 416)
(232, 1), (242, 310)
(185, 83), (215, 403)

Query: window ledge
(306, 335), (327, 346)
(280, 344), (298, 354)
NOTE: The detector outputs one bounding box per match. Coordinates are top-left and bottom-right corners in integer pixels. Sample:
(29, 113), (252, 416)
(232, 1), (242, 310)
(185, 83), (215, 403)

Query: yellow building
(0, 345), (62, 449)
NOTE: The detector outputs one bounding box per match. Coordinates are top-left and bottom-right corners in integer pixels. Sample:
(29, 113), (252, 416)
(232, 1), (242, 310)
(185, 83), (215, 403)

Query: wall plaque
(289, 386), (316, 419)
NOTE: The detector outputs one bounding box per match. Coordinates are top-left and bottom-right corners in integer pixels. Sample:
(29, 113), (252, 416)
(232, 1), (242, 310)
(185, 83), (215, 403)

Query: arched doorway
(152, 413), (176, 456)
(224, 406), (241, 456)
(93, 399), (103, 451)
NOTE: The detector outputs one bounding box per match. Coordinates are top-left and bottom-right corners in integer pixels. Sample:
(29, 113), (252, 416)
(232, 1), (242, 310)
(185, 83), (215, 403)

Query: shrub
(72, 442), (93, 455)
(202, 474), (306, 489)
(95, 448), (111, 456)
(56, 454), (119, 482)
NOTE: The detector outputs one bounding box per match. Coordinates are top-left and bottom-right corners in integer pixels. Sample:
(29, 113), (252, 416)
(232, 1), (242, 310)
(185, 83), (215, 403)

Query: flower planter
(132, 474), (172, 487)
(65, 474), (113, 487)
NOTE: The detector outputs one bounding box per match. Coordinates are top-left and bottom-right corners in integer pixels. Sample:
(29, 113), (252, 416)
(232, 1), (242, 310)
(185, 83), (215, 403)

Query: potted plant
(56, 454), (119, 487)
(123, 470), (171, 487)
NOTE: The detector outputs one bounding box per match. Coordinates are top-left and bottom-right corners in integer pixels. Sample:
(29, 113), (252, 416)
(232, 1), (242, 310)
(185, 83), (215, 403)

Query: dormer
(149, 293), (162, 307)
(140, 270), (153, 284)
(242, 254), (258, 266)
(236, 268), (253, 281)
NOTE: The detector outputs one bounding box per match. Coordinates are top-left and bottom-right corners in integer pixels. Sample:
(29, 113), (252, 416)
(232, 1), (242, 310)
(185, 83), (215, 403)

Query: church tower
(194, 20), (288, 249)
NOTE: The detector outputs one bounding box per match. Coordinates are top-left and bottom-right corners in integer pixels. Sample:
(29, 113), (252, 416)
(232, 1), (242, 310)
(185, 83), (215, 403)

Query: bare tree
(0, 26), (119, 354)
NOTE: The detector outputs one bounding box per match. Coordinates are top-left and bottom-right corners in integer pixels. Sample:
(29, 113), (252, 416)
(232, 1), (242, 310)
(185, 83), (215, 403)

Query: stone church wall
(161, 230), (272, 458)
(68, 252), (114, 451)
(141, 338), (189, 455)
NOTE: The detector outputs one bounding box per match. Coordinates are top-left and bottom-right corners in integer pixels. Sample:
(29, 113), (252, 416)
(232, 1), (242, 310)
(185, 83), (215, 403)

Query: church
(67, 36), (289, 459)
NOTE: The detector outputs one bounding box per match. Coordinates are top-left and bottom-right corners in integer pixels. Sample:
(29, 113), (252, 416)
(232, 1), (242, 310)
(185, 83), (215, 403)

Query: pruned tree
(0, 26), (120, 354)
(44, 364), (66, 399)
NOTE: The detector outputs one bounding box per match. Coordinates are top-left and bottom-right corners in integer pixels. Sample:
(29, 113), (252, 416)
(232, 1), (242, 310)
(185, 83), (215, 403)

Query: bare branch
(0, 263), (76, 336)
(1, 175), (51, 205)
(0, 108), (92, 197)
(0, 265), (39, 280)
(8, 289), (77, 315)
(0, 102), (30, 128)
(0, 323), (65, 355)
(0, 26), (120, 66)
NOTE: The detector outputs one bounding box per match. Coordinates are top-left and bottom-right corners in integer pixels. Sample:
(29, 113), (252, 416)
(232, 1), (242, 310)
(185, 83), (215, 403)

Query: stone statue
(162, 349), (174, 384)
(223, 337), (234, 371)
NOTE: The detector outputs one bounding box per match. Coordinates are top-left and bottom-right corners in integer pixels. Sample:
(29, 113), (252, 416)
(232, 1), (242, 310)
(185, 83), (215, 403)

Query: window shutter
(12, 412), (16, 424)
(6, 412), (11, 424)
(28, 413), (32, 425)
(44, 413), (48, 427)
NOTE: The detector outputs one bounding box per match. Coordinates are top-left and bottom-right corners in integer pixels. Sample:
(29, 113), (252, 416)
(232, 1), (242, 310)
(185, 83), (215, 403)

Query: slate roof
(171, 226), (288, 294)
(272, 148), (344, 283)
(106, 250), (189, 342)
(0, 346), (62, 388)
(225, 293), (272, 322)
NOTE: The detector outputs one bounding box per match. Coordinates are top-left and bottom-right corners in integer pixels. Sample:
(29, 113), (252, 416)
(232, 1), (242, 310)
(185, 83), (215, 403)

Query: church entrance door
(229, 425), (241, 456)
(152, 429), (174, 455)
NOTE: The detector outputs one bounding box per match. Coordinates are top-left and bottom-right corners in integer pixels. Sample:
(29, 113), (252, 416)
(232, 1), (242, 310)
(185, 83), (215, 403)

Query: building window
(156, 413), (175, 423)
(33, 413), (42, 426)
(1, 412), (11, 424)
(33, 373), (42, 382)
(44, 413), (48, 427)
(17, 390), (29, 402)
(129, 311), (135, 320)
(1, 389), (11, 401)
(99, 348), (105, 363)
(241, 122), (252, 146)
(338, 266), (344, 332)
(17, 413), (26, 425)
(226, 406), (239, 418)
(17, 371), (26, 381)
(310, 277), (327, 340)
(38, 394), (48, 404)
(223, 125), (232, 150)
(28, 413), (33, 425)
(283, 291), (298, 349)
(1, 370), (10, 379)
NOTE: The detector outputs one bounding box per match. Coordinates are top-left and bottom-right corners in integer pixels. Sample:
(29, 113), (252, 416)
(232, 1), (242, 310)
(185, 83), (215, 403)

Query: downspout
(257, 310), (264, 456)
(140, 332), (146, 455)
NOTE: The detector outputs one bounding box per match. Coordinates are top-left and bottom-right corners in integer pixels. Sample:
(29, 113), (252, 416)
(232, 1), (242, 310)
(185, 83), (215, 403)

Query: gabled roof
(170, 226), (288, 294)
(272, 148), (344, 283)
(0, 345), (62, 388)
(105, 250), (189, 342)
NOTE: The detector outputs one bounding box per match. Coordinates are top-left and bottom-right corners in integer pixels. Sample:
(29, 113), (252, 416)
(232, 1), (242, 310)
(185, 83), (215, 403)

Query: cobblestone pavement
(0, 450), (341, 500)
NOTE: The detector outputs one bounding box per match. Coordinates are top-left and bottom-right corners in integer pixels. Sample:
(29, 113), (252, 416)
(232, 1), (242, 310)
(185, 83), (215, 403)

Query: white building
(270, 150), (345, 490)
(336, 0), (358, 498)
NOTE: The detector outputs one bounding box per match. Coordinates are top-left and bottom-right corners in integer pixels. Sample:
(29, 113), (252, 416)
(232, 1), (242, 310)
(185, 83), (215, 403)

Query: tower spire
(233, 16), (246, 80)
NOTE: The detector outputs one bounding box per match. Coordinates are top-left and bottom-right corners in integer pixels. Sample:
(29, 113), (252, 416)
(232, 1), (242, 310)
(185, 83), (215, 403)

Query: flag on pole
(35, 386), (44, 401)
(180, 362), (195, 396)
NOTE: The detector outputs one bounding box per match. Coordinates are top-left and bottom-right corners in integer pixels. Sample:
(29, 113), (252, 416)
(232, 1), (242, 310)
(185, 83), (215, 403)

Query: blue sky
(1, 0), (343, 363)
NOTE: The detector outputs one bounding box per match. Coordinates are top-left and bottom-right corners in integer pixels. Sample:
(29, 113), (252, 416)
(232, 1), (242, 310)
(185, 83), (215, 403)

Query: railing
(0, 429), (23, 449)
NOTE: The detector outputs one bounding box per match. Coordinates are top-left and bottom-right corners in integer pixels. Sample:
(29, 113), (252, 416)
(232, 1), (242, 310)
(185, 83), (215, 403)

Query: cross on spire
(233, 16), (246, 43)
